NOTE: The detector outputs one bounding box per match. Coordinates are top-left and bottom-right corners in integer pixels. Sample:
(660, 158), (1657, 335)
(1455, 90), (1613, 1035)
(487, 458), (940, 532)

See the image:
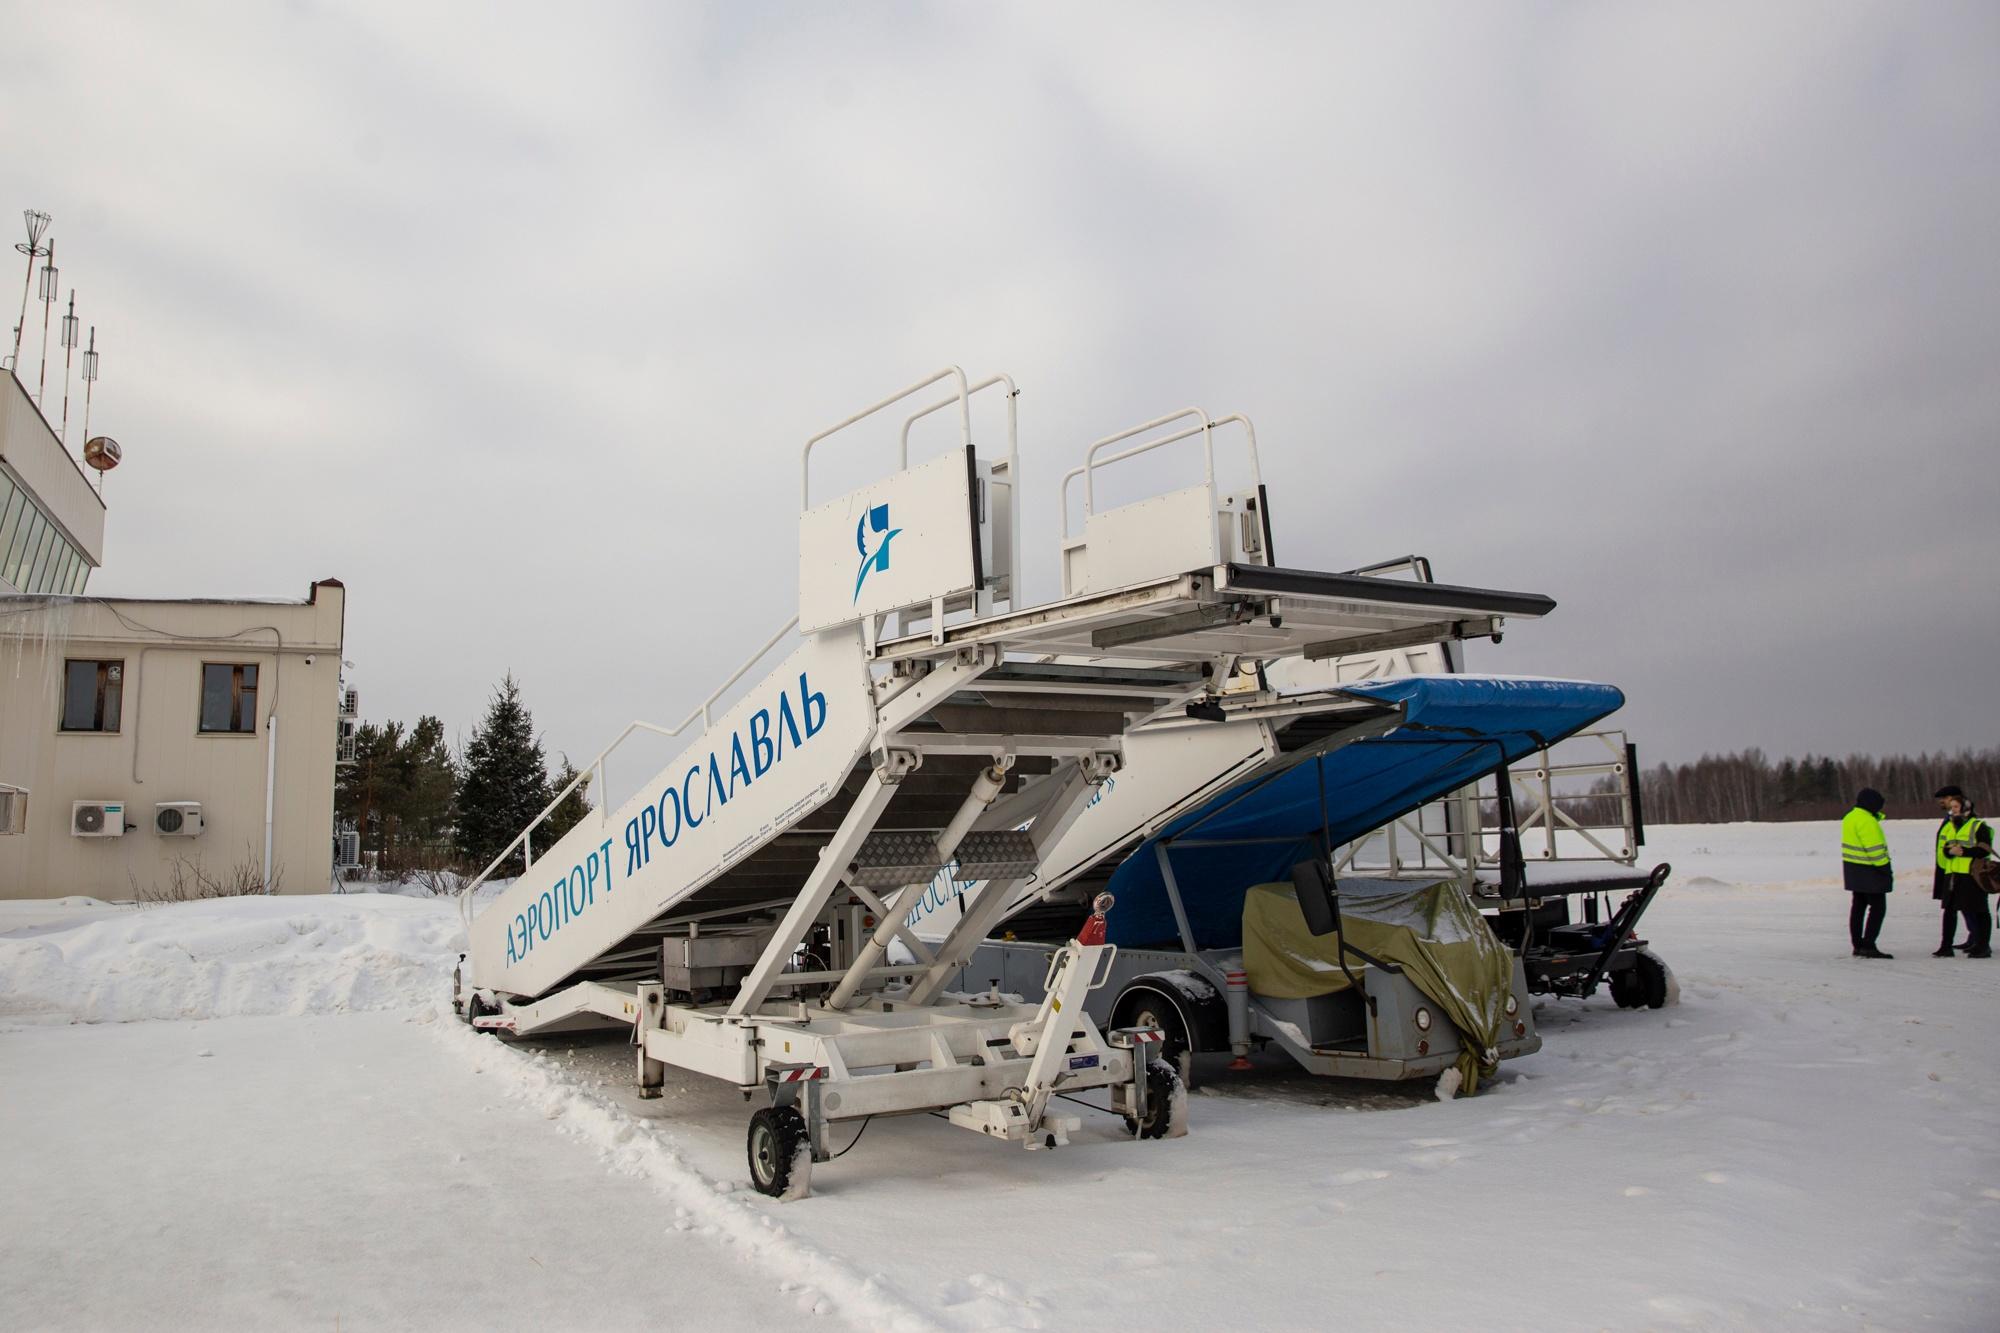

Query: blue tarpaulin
(1103, 676), (1626, 950)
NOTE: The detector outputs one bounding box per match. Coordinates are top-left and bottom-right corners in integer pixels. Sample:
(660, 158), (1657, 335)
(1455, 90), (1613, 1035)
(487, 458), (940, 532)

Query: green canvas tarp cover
(1241, 879), (1514, 1089)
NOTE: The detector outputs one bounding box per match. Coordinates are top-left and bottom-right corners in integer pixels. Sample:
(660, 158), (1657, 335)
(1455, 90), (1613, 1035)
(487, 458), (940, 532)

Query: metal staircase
(455, 367), (1556, 1195)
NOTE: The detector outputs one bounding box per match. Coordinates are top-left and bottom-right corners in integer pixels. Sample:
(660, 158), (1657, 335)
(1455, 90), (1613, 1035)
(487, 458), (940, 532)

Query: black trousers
(1939, 881), (1992, 953)
(1849, 892), (1886, 949)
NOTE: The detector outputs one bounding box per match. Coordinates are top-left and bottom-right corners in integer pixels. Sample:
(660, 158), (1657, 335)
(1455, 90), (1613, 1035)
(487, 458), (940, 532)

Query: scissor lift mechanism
(456, 368), (1556, 1197)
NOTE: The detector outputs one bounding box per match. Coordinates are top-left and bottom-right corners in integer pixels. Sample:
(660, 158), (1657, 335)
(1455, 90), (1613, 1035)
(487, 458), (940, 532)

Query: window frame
(0, 482), (23, 569)
(58, 658), (125, 734)
(24, 519), (54, 591)
(3, 505), (40, 585)
(198, 661), (261, 735)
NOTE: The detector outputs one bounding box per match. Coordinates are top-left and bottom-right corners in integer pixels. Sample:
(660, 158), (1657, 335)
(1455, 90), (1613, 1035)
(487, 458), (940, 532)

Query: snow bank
(0, 895), (463, 1024)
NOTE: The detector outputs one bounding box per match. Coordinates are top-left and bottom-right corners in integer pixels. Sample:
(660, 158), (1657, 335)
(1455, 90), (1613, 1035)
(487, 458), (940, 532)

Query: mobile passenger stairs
(946, 566), (1676, 1096)
(455, 368), (1558, 1197)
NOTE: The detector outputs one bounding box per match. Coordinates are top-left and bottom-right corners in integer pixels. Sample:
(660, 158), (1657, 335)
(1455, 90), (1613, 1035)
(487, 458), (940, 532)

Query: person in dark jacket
(1840, 788), (1893, 958)
(1931, 785), (1993, 958)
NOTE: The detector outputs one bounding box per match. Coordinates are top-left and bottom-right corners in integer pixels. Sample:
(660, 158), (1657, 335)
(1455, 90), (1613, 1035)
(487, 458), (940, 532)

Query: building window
(31, 522), (56, 590)
(3, 505), (41, 586)
(200, 662), (259, 734)
(60, 659), (124, 733)
(0, 479), (23, 576)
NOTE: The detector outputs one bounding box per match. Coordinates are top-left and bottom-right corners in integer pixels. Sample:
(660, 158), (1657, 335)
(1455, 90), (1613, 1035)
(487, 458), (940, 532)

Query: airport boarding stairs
(461, 371), (1557, 1013)
(452, 368), (1571, 1192)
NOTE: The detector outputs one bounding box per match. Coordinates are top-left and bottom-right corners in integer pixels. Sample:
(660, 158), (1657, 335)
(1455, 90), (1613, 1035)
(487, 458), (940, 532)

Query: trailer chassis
(465, 938), (1180, 1198)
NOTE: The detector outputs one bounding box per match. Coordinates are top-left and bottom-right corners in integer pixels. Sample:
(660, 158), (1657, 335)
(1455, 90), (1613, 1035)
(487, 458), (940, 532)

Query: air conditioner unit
(155, 802), (205, 837)
(0, 785), (26, 836)
(72, 800), (127, 838)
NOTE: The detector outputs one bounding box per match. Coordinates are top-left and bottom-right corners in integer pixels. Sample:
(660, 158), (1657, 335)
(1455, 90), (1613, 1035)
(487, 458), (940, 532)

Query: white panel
(471, 626), (875, 997)
(798, 448), (979, 634)
(1071, 485), (1220, 596)
(1266, 641), (1453, 689)
(905, 719), (1276, 942)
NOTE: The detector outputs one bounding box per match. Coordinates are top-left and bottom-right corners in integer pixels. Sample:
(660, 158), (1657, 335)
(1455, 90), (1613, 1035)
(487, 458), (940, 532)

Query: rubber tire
(1634, 950), (1670, 1010)
(1607, 966), (1643, 1009)
(747, 1105), (812, 1200)
(462, 993), (488, 1027)
(1124, 1058), (1186, 1140)
(1121, 996), (1196, 1090)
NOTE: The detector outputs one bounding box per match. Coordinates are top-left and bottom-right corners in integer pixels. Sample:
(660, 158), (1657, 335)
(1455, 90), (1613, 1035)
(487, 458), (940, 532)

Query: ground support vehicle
(453, 369), (1560, 1195)
(956, 675), (1624, 1095)
(1345, 724), (1677, 1009)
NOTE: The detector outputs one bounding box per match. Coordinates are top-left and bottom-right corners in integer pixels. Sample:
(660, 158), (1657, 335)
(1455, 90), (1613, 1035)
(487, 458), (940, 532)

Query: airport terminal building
(0, 369), (347, 899)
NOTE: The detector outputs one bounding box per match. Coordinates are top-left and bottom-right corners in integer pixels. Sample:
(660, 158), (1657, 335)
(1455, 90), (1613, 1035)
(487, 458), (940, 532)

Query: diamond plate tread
(847, 828), (1038, 888)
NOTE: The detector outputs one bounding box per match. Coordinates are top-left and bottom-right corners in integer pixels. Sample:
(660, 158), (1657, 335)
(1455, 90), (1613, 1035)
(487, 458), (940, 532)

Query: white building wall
(0, 582), (345, 898)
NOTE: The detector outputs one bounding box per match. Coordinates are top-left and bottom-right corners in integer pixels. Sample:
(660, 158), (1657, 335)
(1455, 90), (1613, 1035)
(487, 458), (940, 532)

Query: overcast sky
(7, 2), (1997, 780)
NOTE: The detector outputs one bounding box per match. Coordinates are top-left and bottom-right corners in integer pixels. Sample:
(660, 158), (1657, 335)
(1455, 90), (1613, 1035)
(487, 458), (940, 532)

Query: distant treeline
(1638, 748), (2000, 825)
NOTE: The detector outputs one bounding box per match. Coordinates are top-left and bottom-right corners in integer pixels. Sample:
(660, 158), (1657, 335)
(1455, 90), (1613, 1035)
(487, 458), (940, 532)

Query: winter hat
(1934, 784), (1966, 800)
(1855, 788), (1885, 815)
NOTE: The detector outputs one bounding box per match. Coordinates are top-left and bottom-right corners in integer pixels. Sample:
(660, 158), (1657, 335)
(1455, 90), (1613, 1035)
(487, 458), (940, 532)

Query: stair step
(847, 828), (1038, 888)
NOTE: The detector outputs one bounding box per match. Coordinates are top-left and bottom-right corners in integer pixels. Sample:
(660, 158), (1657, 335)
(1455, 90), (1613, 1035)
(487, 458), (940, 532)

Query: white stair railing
(456, 614), (801, 928)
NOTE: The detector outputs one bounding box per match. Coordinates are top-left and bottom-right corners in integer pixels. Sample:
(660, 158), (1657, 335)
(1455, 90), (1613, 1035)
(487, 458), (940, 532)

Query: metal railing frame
(1058, 410), (1263, 541)
(1334, 731), (1638, 886)
(457, 613), (801, 927)
(801, 365), (970, 509)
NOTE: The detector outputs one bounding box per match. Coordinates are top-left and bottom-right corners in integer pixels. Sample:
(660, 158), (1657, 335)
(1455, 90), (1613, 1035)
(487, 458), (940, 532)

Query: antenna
(35, 237), (57, 406)
(59, 290), (78, 444)
(81, 325), (98, 447)
(10, 209), (50, 376)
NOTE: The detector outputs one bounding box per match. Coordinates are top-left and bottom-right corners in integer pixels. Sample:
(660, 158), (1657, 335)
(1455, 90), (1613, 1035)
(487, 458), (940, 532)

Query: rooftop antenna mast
(59, 291), (79, 444)
(81, 325), (99, 450)
(10, 209), (50, 376)
(81, 330), (113, 496)
(35, 236), (58, 407)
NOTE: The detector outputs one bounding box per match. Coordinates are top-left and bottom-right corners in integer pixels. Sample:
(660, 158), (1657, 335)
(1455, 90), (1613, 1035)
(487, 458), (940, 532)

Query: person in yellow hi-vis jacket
(1932, 784), (1993, 958)
(1841, 788), (1894, 958)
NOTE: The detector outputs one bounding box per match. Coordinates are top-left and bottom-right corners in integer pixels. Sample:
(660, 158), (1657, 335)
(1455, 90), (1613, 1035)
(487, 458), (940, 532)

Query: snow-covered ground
(4, 820), (1997, 1331)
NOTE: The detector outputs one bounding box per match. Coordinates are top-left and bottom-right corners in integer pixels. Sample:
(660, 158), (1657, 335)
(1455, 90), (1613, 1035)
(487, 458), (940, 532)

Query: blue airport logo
(853, 503), (901, 602)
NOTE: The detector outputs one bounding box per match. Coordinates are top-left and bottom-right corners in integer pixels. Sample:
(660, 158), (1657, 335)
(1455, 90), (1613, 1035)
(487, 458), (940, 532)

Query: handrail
(1057, 409), (1264, 540)
(898, 373), (1021, 600)
(1346, 553), (1436, 582)
(1209, 413), (1262, 495)
(801, 366), (970, 509)
(457, 613), (802, 930)
(700, 614), (802, 730)
(1085, 407), (1212, 524)
(897, 373), (1015, 468)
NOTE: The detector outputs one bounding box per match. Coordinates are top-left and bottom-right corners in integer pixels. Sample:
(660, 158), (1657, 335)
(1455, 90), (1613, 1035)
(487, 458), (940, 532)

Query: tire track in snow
(433, 1020), (944, 1333)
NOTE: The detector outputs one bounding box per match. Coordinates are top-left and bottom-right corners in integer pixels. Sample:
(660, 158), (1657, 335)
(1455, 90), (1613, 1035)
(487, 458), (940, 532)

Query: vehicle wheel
(1124, 1058), (1187, 1140)
(1121, 996), (1196, 1089)
(1634, 949), (1673, 1010)
(747, 1106), (813, 1200)
(463, 992), (488, 1027)
(1607, 966), (1643, 1009)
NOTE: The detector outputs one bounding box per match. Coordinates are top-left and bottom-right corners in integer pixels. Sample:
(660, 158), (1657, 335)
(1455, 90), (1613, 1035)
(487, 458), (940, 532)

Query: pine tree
(455, 675), (555, 874)
(336, 720), (405, 856)
(543, 756), (593, 847)
(397, 715), (458, 849)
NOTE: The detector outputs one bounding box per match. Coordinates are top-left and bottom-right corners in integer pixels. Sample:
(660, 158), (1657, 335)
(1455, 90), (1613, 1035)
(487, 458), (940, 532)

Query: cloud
(7, 0), (1996, 778)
